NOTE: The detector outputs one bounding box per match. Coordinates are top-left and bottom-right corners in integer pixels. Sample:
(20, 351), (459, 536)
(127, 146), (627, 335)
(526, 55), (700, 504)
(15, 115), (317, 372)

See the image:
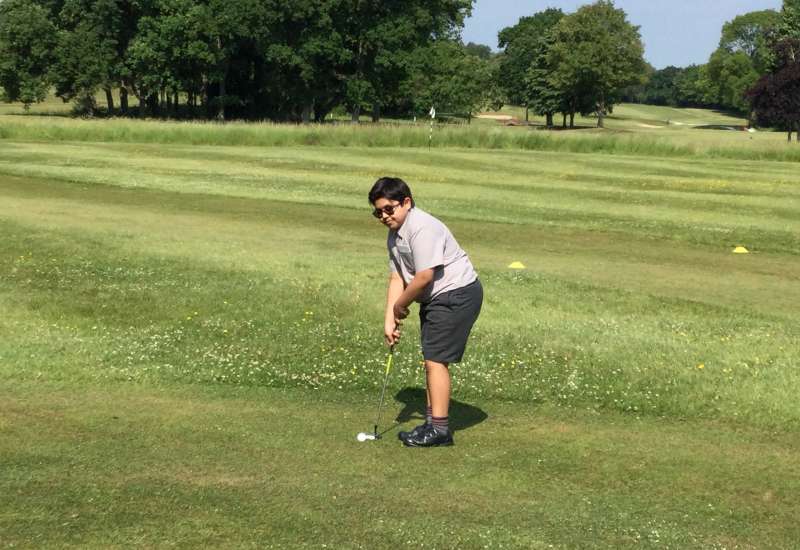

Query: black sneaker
(401, 424), (454, 447)
(398, 422), (429, 441)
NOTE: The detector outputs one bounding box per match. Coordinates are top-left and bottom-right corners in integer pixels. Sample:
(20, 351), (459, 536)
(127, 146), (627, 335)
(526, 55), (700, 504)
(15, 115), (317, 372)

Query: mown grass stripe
(2, 176), (798, 427)
(3, 142), (797, 255)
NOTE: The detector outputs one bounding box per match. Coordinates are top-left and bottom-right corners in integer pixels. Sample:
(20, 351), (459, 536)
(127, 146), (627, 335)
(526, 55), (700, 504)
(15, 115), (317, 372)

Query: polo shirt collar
(396, 207), (416, 240)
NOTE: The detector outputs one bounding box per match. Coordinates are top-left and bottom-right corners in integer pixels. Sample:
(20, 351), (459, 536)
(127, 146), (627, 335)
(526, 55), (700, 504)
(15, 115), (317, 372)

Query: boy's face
(372, 196), (412, 230)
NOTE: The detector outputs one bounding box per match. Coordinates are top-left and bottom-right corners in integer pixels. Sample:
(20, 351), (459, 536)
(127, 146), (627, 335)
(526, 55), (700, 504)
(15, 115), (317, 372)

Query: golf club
(356, 344), (395, 442)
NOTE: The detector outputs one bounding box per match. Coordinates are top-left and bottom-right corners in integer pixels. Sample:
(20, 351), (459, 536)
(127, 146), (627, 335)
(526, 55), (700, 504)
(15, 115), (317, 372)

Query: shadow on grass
(393, 387), (488, 432)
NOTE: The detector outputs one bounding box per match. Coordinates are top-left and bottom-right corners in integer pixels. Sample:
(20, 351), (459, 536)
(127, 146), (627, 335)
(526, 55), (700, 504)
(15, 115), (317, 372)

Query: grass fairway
(3, 382), (799, 548)
(2, 104), (800, 547)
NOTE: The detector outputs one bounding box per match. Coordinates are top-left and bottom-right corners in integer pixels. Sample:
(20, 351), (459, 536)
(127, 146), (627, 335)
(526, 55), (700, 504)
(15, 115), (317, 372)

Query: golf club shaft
(374, 345), (394, 436)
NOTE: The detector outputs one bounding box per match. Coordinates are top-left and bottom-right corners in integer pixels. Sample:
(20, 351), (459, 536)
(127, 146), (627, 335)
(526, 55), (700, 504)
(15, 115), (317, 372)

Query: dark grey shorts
(419, 279), (483, 364)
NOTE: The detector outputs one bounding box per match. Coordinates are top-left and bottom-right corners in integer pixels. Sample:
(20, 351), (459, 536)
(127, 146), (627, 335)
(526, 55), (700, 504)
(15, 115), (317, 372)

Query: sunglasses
(372, 202), (403, 219)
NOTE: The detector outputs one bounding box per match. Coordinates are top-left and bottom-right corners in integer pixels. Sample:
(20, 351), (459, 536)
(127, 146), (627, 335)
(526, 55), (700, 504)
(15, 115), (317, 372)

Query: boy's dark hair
(368, 177), (415, 207)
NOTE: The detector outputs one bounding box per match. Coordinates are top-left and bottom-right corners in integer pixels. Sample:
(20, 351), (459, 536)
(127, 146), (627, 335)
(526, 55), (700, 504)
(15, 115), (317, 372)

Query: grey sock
(431, 415), (449, 434)
(426, 406), (433, 425)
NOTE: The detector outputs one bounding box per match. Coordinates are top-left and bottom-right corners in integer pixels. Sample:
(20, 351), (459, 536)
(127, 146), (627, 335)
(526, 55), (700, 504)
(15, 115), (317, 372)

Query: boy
(369, 177), (483, 447)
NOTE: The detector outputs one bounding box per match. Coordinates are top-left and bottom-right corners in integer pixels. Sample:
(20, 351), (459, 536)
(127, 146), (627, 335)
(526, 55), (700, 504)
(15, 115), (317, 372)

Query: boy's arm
(384, 272), (405, 345)
(393, 268), (435, 320)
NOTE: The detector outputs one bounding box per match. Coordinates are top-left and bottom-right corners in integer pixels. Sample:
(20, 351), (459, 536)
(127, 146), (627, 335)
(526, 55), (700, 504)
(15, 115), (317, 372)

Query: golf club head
(360, 347), (395, 444)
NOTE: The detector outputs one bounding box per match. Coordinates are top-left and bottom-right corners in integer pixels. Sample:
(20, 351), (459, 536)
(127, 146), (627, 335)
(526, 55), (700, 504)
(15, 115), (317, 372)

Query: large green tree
(126, 2), (199, 117)
(0, 0), (58, 106)
(497, 8), (563, 120)
(720, 9), (781, 74)
(402, 39), (494, 119)
(51, 0), (125, 115)
(778, 0), (800, 39)
(696, 9), (781, 116)
(523, 23), (567, 127)
(703, 48), (759, 113)
(547, 1), (646, 128)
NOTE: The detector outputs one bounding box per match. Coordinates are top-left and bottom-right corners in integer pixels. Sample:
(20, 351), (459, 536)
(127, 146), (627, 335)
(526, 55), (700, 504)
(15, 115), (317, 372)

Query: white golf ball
(356, 432), (367, 442)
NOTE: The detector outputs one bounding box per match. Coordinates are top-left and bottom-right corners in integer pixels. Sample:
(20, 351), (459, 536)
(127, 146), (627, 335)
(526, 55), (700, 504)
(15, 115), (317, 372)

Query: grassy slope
(2, 105), (800, 547)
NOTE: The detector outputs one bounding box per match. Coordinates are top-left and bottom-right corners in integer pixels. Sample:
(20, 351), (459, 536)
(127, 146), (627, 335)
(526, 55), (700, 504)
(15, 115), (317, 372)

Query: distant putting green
(1, 104), (799, 547)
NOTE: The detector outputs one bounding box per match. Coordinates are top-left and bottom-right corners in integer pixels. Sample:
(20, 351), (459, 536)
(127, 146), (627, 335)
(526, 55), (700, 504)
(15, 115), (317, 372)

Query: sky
(461, 0), (783, 69)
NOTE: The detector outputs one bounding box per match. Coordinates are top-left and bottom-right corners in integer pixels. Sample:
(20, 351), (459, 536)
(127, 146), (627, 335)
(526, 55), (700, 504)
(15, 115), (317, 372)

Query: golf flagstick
(373, 344), (395, 439)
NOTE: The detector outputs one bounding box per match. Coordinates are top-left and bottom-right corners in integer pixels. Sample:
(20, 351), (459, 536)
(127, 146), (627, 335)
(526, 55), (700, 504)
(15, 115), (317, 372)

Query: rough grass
(3, 94), (798, 160)
(3, 109), (800, 162)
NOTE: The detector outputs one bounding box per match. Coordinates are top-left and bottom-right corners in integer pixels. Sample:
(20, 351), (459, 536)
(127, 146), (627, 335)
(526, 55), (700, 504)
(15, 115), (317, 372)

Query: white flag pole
(428, 105), (435, 148)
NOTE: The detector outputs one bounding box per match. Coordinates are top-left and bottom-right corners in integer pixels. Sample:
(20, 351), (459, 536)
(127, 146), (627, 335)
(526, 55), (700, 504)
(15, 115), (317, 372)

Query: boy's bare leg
(398, 359), (453, 445)
(425, 360), (450, 418)
(425, 387), (431, 417)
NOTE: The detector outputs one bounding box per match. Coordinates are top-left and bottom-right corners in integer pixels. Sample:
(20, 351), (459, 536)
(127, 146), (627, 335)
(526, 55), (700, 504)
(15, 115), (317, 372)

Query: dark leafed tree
(264, 1), (348, 122)
(333, 0), (473, 123)
(0, 0), (58, 106)
(747, 38), (800, 141)
(640, 66), (682, 106)
(201, 0), (272, 121)
(547, 1), (646, 128)
(127, 0), (273, 120)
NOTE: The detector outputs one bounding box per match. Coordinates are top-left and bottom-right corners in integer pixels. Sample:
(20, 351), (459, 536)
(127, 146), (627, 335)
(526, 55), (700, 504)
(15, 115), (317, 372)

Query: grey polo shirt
(387, 207), (478, 304)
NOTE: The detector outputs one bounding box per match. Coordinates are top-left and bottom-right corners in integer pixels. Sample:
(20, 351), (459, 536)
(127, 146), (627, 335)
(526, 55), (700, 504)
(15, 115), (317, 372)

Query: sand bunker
(476, 114), (514, 121)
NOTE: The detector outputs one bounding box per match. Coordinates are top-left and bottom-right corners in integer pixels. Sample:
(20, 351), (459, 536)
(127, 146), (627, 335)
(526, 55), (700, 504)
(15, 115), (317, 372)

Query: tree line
(619, 0), (800, 138)
(0, 0), (483, 121)
(0, 0), (645, 124)
(1, 0), (798, 136)
(621, 10), (784, 113)
(495, 0), (800, 136)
